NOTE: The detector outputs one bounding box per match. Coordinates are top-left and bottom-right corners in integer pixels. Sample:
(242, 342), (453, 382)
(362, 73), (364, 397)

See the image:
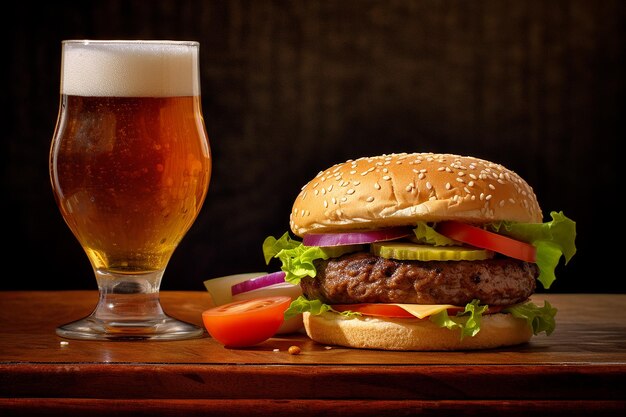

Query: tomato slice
(202, 296), (292, 347)
(436, 221), (536, 263)
(332, 304), (417, 318)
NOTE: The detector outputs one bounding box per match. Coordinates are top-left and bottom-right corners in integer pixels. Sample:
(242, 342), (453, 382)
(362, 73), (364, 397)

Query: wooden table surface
(1, 291), (625, 416)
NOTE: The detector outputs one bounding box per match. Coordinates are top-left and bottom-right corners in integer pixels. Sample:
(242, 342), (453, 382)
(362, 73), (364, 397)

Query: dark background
(4, 1), (624, 293)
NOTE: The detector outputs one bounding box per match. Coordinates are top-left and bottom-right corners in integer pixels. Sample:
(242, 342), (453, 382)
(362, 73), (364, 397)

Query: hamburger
(263, 152), (576, 350)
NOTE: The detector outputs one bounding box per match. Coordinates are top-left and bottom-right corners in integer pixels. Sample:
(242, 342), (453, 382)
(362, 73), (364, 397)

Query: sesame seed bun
(290, 153), (542, 237)
(303, 311), (534, 351)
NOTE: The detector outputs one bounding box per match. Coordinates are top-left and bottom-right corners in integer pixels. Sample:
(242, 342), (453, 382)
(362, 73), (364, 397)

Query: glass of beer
(49, 40), (211, 340)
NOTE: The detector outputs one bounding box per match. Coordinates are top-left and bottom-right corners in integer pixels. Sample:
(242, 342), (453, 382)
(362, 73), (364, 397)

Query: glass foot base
(56, 315), (205, 341)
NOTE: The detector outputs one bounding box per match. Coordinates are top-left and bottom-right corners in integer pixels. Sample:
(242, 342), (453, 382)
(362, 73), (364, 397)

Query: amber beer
(50, 41), (210, 340)
(51, 41), (211, 275)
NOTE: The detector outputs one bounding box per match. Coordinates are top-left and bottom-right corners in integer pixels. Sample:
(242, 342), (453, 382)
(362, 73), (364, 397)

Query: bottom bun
(302, 311), (533, 351)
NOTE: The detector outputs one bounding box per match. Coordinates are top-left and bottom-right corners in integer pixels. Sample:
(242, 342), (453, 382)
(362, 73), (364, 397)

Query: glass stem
(55, 268), (204, 340)
(92, 269), (166, 323)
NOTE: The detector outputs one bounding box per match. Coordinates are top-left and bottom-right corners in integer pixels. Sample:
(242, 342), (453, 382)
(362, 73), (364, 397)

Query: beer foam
(61, 40), (200, 97)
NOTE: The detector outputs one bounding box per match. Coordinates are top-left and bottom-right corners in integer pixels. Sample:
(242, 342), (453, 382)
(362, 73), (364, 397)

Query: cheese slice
(393, 303), (459, 319)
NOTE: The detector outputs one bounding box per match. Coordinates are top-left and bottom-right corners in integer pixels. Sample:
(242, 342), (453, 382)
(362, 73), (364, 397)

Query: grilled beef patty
(300, 252), (538, 306)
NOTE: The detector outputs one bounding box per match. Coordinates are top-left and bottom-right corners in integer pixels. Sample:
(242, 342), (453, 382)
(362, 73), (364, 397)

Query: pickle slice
(371, 242), (493, 261)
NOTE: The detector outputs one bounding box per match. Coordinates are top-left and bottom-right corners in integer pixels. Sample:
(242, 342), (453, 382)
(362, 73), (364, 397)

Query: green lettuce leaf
(429, 300), (487, 339)
(284, 295), (359, 321)
(263, 233), (328, 285)
(504, 301), (557, 336)
(413, 222), (458, 246)
(262, 232), (300, 264)
(488, 211), (577, 289)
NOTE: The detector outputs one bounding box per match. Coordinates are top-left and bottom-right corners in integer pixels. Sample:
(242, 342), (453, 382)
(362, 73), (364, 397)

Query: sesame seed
(499, 200), (505, 207)
(350, 170), (356, 174)
(485, 194), (493, 200)
(456, 177), (465, 183)
(353, 181), (360, 186)
(488, 184), (496, 190)
(469, 174), (477, 180)
(366, 196), (374, 202)
(458, 171), (465, 176)
(445, 182), (452, 190)
(418, 173), (425, 180)
(374, 182), (381, 190)
(347, 189), (355, 195)
(464, 187), (471, 193)
(426, 182), (432, 190)
(445, 167), (452, 173)
(509, 198), (516, 204)
(323, 200), (328, 208)
(332, 197), (337, 204)
(327, 185), (333, 192)
(341, 197), (347, 202)
(382, 176), (391, 181)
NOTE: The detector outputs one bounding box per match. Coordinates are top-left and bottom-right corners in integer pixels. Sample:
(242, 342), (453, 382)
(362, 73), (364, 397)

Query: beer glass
(49, 40), (211, 340)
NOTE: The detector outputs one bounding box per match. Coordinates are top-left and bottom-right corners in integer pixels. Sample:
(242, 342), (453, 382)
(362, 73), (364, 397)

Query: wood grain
(1, 291), (625, 416)
(1, 399), (625, 417)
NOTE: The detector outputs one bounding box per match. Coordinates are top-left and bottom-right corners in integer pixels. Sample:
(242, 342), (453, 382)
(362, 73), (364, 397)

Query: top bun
(290, 153), (542, 236)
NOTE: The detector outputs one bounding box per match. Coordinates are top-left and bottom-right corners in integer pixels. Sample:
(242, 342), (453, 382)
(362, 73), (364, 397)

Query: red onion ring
(302, 227), (413, 247)
(231, 271), (287, 296)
